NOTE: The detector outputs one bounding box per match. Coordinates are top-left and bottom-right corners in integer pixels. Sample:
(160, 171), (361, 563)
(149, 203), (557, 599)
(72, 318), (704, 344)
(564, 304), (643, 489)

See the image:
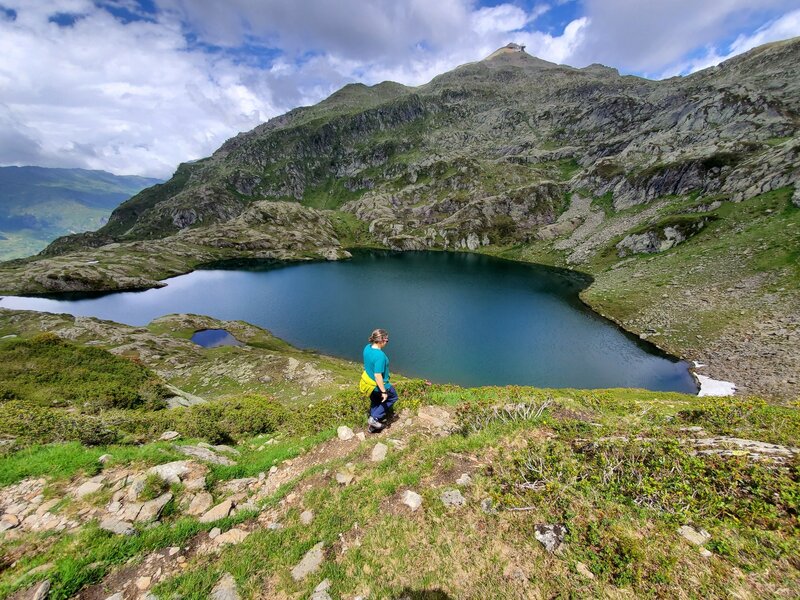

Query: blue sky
(1, 0), (799, 178)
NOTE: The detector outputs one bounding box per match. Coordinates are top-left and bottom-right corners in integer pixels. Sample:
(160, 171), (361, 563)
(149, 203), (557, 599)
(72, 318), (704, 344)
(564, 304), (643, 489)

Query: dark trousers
(369, 386), (398, 421)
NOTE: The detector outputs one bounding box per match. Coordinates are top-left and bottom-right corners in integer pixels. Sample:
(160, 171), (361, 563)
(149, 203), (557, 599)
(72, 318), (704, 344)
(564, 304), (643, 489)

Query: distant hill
(0, 166), (161, 260)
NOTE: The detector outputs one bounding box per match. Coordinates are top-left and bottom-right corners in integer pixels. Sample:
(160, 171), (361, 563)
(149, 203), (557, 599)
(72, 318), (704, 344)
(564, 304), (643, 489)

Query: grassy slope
(2, 388), (796, 599)
(0, 313), (797, 599)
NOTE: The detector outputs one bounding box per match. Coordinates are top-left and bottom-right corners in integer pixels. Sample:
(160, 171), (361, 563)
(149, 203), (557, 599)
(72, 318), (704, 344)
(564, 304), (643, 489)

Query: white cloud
(571, 0), (800, 76)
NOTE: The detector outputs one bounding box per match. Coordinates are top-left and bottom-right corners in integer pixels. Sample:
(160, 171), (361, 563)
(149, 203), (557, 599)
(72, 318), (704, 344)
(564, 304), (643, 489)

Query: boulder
(200, 499), (234, 523)
(187, 492), (214, 516)
(147, 461), (191, 484)
(291, 542), (325, 581)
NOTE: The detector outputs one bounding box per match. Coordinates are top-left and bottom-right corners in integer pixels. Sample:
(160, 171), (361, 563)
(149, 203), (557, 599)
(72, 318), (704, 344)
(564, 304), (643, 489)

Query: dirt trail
(69, 406), (454, 600)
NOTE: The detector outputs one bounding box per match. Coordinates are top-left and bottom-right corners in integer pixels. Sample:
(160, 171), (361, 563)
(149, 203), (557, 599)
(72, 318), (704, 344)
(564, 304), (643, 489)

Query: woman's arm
(374, 373), (388, 397)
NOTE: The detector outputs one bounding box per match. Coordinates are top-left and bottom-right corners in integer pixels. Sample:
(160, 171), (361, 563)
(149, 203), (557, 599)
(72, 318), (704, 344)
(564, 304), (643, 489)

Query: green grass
(0, 442), (185, 486)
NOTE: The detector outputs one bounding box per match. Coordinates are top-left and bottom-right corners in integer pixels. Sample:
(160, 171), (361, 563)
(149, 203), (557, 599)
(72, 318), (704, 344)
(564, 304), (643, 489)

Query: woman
(363, 328), (398, 433)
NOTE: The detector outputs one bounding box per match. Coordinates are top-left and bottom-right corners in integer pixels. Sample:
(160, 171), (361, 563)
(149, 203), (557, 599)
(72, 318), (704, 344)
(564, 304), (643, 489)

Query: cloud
(570, 0), (800, 76)
(660, 8), (800, 76)
(0, 1), (289, 178)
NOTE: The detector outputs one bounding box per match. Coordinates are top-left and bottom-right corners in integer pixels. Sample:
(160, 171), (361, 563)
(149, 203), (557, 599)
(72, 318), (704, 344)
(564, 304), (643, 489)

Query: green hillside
(0, 309), (796, 599)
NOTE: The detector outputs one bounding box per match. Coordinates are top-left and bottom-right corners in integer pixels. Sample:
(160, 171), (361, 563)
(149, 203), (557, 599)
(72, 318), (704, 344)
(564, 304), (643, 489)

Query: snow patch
(695, 374), (736, 397)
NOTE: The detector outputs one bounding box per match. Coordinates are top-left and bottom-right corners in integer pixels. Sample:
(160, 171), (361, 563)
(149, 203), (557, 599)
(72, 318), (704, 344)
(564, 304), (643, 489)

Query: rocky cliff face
(39, 37), (799, 255)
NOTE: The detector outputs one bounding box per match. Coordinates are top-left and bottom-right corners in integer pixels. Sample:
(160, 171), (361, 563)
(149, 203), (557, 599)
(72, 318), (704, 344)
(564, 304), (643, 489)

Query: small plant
(139, 473), (168, 501)
(455, 397), (552, 434)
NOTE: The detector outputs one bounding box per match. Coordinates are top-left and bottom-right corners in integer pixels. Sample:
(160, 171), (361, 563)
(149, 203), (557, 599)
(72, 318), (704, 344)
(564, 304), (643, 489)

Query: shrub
(0, 333), (169, 411)
(676, 396), (800, 446)
(0, 401), (117, 446)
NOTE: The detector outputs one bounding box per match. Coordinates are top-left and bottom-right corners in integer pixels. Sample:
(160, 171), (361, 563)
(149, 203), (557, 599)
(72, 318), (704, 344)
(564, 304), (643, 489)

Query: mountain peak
(484, 42), (527, 61)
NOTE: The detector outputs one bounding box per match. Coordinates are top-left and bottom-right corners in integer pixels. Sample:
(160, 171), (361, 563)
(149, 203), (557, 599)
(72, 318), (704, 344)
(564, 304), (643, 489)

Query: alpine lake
(0, 250), (697, 393)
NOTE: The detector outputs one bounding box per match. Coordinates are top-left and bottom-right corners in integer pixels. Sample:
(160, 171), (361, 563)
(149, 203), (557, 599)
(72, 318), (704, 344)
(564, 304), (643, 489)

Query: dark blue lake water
(0, 251), (697, 393)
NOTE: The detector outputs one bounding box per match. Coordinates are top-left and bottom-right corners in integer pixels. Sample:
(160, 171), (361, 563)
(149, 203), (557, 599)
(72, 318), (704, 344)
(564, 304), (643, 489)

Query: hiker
(362, 328), (398, 433)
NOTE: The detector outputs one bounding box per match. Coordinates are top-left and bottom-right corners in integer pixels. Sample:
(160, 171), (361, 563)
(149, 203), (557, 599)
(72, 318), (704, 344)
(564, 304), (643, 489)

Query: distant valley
(0, 166), (160, 260)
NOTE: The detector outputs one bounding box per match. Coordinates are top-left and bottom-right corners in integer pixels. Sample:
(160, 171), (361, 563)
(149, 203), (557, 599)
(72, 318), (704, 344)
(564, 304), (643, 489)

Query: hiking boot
(368, 416), (384, 433)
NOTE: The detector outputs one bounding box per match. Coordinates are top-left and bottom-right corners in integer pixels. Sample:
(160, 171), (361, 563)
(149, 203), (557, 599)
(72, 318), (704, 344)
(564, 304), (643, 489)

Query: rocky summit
(0, 39), (798, 400)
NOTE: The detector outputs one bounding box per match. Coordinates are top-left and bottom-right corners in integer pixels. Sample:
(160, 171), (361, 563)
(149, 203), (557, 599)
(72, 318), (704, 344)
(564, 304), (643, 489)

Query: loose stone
(75, 480), (104, 498)
(147, 461), (191, 484)
(456, 473), (472, 486)
(575, 561), (595, 580)
(210, 573), (240, 600)
(31, 580), (51, 600)
(199, 499), (234, 523)
(300, 509), (314, 525)
(214, 528), (250, 546)
(99, 517), (134, 536)
(136, 492), (172, 522)
(159, 431), (181, 441)
(534, 524), (567, 553)
(187, 492), (214, 516)
(401, 490), (423, 512)
(310, 578), (332, 600)
(371, 442), (388, 462)
(209, 527), (221, 539)
(440, 489), (466, 508)
(337, 426), (355, 441)
(291, 542), (325, 581)
(135, 576), (151, 591)
(678, 525), (711, 546)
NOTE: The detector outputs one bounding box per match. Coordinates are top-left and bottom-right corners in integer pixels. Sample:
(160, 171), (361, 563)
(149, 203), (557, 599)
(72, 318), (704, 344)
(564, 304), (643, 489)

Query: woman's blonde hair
(368, 328), (389, 344)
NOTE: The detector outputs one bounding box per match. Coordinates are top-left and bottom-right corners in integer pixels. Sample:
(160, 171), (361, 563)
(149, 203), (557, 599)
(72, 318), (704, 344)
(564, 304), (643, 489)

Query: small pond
(0, 250), (697, 393)
(191, 329), (244, 348)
